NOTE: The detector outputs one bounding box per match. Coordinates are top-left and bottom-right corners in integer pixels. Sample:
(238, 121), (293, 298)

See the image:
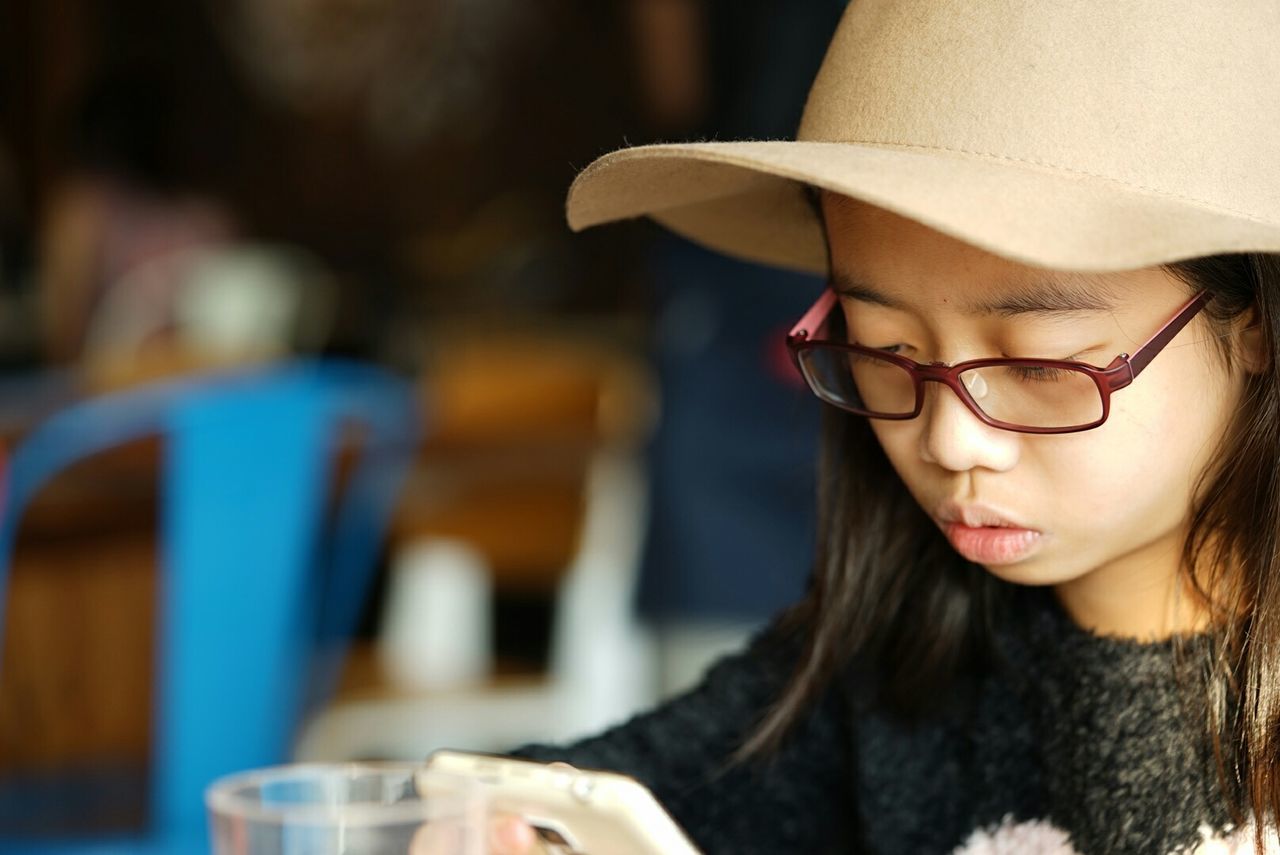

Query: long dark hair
(738, 234), (1280, 841)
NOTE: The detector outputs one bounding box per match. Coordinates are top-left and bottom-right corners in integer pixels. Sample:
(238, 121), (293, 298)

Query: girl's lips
(942, 522), (1043, 565)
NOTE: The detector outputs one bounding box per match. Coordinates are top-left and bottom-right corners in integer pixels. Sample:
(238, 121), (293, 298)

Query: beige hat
(565, 0), (1280, 275)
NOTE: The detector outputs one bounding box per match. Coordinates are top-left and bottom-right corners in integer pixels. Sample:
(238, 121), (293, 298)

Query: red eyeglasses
(786, 288), (1212, 434)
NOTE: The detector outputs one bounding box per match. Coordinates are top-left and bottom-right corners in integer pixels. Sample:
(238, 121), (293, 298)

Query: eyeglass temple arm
(1111, 291), (1213, 387)
(789, 289), (838, 342)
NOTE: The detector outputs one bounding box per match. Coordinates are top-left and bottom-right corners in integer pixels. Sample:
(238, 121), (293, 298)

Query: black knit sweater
(516, 586), (1248, 854)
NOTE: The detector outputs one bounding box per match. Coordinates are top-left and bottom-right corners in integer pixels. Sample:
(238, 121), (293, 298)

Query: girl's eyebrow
(831, 270), (1119, 318)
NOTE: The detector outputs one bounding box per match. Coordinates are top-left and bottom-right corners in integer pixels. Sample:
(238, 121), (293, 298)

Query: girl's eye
(867, 343), (908, 355)
(1003, 349), (1096, 366)
(1006, 364), (1071, 382)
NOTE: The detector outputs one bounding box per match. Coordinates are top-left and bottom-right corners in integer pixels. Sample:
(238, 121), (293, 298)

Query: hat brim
(566, 141), (1280, 274)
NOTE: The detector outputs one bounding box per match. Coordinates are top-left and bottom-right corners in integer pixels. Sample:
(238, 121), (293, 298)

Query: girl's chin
(968, 543), (1094, 587)
(981, 565), (1062, 586)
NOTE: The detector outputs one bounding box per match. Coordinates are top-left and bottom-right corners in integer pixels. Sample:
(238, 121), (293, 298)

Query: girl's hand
(409, 813), (544, 855)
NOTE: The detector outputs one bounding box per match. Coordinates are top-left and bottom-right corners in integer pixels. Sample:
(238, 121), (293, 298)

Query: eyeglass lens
(797, 348), (1105, 430)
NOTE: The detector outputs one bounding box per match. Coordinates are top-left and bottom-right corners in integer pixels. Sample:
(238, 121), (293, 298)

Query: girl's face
(821, 193), (1252, 634)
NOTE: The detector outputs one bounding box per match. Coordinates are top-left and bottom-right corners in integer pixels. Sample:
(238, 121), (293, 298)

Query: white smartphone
(418, 750), (703, 855)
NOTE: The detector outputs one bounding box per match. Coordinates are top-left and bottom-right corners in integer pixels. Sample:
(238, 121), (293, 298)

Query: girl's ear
(1235, 300), (1269, 375)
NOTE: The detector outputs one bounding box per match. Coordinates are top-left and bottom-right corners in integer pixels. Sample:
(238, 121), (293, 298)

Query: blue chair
(0, 359), (420, 853)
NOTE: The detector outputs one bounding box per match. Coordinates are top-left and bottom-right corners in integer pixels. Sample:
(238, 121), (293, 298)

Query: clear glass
(206, 762), (486, 855)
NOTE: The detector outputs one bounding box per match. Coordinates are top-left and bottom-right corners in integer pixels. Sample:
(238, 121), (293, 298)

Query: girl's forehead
(830, 266), (1128, 321)
(820, 192), (1175, 315)
(823, 192), (1067, 283)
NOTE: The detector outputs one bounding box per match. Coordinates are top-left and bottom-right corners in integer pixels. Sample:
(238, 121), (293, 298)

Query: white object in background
(177, 245), (336, 360)
(295, 450), (657, 761)
(378, 537), (493, 691)
(84, 243), (338, 364)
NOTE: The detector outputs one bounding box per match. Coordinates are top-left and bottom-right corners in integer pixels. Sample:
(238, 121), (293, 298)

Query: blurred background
(0, 0), (846, 844)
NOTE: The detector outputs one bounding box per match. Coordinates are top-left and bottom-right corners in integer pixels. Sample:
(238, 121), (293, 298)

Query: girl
(441, 1), (1280, 852)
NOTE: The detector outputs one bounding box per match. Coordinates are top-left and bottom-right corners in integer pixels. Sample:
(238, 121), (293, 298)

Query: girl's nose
(917, 380), (1020, 473)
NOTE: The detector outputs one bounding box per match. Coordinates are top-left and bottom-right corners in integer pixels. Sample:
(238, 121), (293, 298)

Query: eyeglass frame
(785, 287), (1213, 434)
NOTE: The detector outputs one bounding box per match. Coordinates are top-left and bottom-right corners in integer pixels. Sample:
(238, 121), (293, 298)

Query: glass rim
(205, 762), (475, 827)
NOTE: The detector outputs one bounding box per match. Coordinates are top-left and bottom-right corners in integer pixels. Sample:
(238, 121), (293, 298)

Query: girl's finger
(407, 812), (542, 855)
(408, 818), (464, 854)
(488, 813), (540, 854)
